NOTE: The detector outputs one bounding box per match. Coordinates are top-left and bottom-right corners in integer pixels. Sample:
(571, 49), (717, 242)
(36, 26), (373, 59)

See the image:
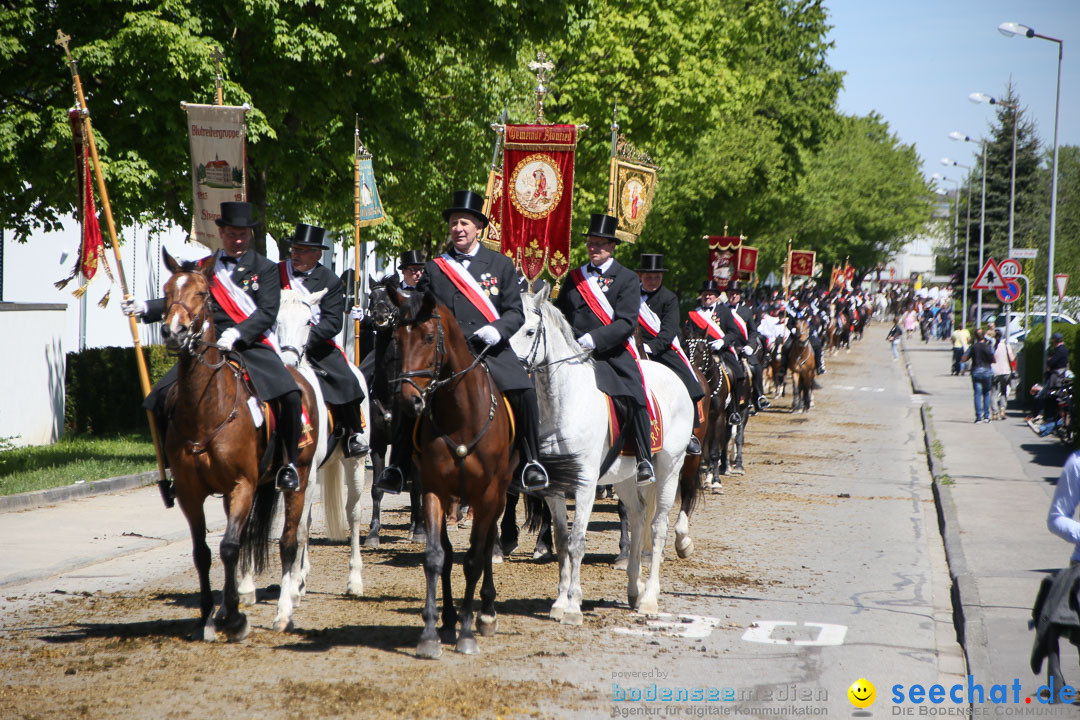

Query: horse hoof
(533, 548), (555, 563)
(501, 540), (519, 557)
(416, 639), (442, 659)
(273, 617), (293, 633)
(346, 581), (364, 597)
(238, 590), (257, 607)
(676, 536), (694, 559)
(613, 553), (629, 571)
(438, 626), (457, 644)
(628, 594), (639, 610)
(363, 534), (380, 550)
(225, 615), (250, 643)
(477, 616), (498, 637)
(492, 545), (504, 565)
(638, 599), (660, 615)
(561, 610), (584, 626)
(710, 483), (723, 494)
(411, 531), (428, 546)
(730, 466), (744, 476)
(456, 636), (480, 654)
(549, 606), (565, 621)
(192, 621), (218, 642)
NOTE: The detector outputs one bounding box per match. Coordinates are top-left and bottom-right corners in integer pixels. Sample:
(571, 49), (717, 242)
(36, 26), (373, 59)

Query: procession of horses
(133, 198), (884, 659)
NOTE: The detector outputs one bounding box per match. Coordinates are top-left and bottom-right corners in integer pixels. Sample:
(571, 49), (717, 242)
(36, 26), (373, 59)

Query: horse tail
(241, 480), (278, 576)
(522, 494), (546, 533)
(536, 452), (585, 497)
(678, 453), (703, 517)
(320, 450), (349, 542)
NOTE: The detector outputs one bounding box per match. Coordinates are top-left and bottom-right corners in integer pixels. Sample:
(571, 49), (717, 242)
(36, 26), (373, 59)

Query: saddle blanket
(605, 392), (664, 456)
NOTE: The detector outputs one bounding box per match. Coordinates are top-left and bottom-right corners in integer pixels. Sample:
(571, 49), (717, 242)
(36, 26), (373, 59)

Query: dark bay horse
(159, 251), (318, 640)
(684, 336), (733, 485)
(787, 318), (816, 412)
(388, 286), (517, 658)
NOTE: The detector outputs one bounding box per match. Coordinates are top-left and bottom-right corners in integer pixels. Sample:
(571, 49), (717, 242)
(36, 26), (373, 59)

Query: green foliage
(65, 345), (172, 435)
(1021, 322), (1080, 396)
(1024, 145), (1080, 296)
(0, 432), (156, 496)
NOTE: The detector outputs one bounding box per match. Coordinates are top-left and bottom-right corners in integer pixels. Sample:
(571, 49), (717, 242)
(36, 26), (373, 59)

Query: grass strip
(0, 433), (157, 497)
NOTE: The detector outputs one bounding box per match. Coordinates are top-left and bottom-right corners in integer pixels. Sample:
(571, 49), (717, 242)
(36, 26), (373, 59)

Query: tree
(1024, 144), (1080, 295)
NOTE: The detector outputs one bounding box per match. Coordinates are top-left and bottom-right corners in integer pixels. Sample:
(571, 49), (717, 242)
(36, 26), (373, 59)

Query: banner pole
(606, 102), (618, 216)
(211, 47), (224, 106)
(353, 116), (362, 366)
(56, 30), (169, 505)
(784, 238), (792, 299)
(480, 108), (507, 249)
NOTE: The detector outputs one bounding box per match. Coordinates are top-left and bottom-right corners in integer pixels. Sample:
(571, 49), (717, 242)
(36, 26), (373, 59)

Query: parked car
(988, 311), (1078, 344)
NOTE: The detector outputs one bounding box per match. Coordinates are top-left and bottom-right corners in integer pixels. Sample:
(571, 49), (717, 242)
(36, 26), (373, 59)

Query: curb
(0, 470), (163, 514)
(900, 338), (929, 395)
(902, 342), (990, 682)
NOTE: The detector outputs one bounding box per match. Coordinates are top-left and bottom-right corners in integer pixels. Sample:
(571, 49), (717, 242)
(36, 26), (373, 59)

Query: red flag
(789, 250), (816, 277)
(501, 124), (577, 281)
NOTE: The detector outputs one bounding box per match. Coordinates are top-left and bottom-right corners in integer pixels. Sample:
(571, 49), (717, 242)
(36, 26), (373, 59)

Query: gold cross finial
(527, 51), (555, 123)
(55, 29), (72, 58)
(210, 47), (224, 65)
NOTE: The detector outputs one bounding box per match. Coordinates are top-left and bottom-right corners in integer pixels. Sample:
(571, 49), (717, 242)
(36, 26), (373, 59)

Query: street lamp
(999, 20), (1064, 370)
(942, 157), (974, 328)
(931, 173), (961, 264)
(949, 130), (988, 326)
(971, 91), (1020, 342)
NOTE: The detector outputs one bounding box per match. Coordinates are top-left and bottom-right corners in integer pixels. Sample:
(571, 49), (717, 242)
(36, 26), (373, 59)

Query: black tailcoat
(642, 286), (705, 402)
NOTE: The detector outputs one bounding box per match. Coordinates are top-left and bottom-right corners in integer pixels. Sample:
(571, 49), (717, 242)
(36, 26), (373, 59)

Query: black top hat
(442, 190), (488, 228)
(289, 223), (329, 250)
(700, 279), (722, 294)
(636, 254), (667, 273)
(727, 280), (744, 294)
(583, 213), (619, 241)
(399, 250), (425, 268)
(215, 201), (259, 228)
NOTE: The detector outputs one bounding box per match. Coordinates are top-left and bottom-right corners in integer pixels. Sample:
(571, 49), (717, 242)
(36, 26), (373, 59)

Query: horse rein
(523, 307), (592, 375)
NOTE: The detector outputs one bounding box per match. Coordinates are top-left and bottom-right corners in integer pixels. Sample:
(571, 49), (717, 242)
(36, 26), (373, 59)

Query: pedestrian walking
(962, 328), (994, 423)
(989, 328), (1015, 420)
(886, 318), (902, 360)
(950, 325), (971, 376)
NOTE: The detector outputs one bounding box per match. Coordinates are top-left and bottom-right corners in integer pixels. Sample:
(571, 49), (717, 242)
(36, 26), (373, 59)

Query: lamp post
(949, 131), (987, 326)
(931, 173), (961, 264)
(999, 21), (1064, 370)
(942, 157), (973, 329)
(971, 91), (1019, 340)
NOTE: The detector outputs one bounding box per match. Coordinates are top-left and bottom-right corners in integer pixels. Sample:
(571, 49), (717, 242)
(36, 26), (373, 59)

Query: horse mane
(528, 294), (593, 367)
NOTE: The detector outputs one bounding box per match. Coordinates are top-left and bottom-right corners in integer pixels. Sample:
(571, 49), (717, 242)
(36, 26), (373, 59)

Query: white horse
(508, 287), (695, 620)
(237, 288), (371, 630)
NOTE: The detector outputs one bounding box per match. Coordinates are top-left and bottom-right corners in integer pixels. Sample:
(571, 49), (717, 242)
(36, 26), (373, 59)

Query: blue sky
(824, 1), (1077, 189)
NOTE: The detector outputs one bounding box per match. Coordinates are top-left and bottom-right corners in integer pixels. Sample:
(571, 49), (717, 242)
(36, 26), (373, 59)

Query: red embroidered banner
(707, 236), (741, 289)
(482, 168), (505, 254)
(502, 124), (577, 281)
(790, 250), (816, 277)
(737, 246), (758, 275)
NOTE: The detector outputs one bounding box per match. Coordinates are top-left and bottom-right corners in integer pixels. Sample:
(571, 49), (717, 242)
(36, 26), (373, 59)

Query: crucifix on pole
(527, 51), (555, 124)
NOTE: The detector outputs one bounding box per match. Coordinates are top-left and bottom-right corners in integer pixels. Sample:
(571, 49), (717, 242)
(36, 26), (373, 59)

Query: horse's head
(368, 275), (399, 329)
(509, 285), (550, 368)
(277, 288), (328, 368)
(795, 318), (810, 342)
(389, 286), (444, 417)
(160, 249), (214, 354)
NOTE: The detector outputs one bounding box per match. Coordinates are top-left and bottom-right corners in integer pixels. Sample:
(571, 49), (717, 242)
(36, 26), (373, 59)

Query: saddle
(604, 393), (663, 456)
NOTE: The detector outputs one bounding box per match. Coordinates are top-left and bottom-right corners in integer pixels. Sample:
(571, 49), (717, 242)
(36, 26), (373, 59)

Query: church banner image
(185, 104), (248, 250)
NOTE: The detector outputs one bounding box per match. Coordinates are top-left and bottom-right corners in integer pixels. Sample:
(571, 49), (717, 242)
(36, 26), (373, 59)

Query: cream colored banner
(186, 104), (247, 250)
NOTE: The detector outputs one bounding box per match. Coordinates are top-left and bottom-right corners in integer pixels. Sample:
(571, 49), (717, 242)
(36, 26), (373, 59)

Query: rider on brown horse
(278, 222), (368, 459)
(124, 201), (305, 492)
(375, 190), (549, 494)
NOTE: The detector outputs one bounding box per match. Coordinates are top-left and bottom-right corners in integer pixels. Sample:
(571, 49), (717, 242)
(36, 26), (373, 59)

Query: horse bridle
(523, 306), (591, 374)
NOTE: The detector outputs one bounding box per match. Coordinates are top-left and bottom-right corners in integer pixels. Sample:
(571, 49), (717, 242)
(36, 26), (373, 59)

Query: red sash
(570, 267), (654, 420)
(433, 256), (498, 322)
(688, 310), (723, 340)
(278, 263), (291, 289)
(730, 307), (748, 340)
(208, 277), (277, 352)
(638, 301), (695, 377)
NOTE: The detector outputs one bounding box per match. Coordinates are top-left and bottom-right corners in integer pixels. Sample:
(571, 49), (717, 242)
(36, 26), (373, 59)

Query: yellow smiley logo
(848, 678), (876, 708)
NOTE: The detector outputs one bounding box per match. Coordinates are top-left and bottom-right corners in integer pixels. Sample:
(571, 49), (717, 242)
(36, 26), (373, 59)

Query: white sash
(439, 253), (500, 320)
(213, 251), (281, 355)
(284, 260), (320, 325)
(639, 298), (694, 376)
(690, 308), (725, 340)
(730, 306), (748, 340)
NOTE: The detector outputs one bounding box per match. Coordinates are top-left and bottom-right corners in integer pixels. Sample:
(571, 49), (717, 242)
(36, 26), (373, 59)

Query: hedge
(1021, 323), (1080, 399)
(65, 345), (174, 435)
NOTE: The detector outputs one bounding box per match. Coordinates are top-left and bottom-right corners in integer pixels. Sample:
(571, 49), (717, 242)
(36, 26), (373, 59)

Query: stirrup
(276, 463), (300, 491)
(636, 460), (655, 486)
(374, 466), (405, 495)
(515, 460), (549, 493)
(728, 411), (741, 426)
(757, 395), (771, 409)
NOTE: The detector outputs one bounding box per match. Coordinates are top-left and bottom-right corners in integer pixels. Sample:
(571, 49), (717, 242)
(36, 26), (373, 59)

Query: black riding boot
(507, 388), (548, 492)
(629, 400), (655, 486)
(338, 401), (369, 458)
(751, 362), (769, 410)
(687, 406), (702, 455)
(812, 340), (825, 374)
(374, 416), (412, 494)
(276, 390), (302, 491)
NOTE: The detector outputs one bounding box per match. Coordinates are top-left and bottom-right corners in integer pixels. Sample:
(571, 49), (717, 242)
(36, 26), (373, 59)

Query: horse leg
(365, 446), (384, 549)
(499, 491), (520, 557)
(476, 519), (499, 638)
(732, 418), (746, 475)
(563, 486), (597, 626)
(613, 496), (631, 570)
(274, 481), (309, 632)
(417, 490), (446, 659)
(1046, 626), (1064, 702)
(640, 466), (678, 615)
(344, 456), (366, 596)
(438, 520), (457, 643)
(177, 489), (217, 641)
(409, 473), (427, 545)
(457, 494), (500, 654)
(547, 495), (572, 621)
(617, 478), (646, 611)
(533, 501), (555, 562)
(216, 485), (254, 642)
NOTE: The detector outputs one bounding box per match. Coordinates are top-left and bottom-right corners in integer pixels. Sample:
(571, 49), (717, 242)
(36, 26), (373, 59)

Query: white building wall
(0, 303), (66, 447)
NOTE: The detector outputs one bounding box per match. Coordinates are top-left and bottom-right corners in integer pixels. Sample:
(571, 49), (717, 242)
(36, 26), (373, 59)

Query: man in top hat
(375, 190), (549, 494)
(279, 222), (368, 458)
(726, 280), (769, 411)
(686, 278), (748, 387)
(556, 213), (656, 485)
(124, 201), (305, 493)
(397, 250), (425, 290)
(636, 253), (703, 455)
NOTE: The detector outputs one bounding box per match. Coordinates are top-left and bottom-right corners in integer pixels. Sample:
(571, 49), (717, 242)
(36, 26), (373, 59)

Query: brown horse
(387, 287), (516, 658)
(787, 318), (816, 412)
(160, 251), (318, 640)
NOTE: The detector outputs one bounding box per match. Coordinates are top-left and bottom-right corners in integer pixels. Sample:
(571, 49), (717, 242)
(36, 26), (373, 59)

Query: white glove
(474, 325), (501, 346)
(577, 333), (596, 350)
(121, 298), (146, 318)
(217, 327), (241, 351)
(642, 343), (653, 356)
(709, 338), (725, 352)
(349, 306), (365, 321)
(742, 345), (754, 356)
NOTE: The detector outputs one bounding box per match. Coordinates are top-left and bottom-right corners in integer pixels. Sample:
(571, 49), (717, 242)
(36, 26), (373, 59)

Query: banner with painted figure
(789, 250), (816, 277)
(355, 155), (386, 228)
(613, 159), (657, 243)
(501, 124), (577, 281)
(186, 104), (247, 250)
(707, 235), (743, 289)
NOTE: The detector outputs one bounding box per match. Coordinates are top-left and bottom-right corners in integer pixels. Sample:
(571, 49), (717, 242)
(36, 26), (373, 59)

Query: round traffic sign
(997, 279), (1021, 304)
(998, 259), (1022, 278)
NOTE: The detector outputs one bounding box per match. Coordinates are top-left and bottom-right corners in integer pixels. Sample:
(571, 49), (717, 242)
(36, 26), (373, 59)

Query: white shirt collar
(590, 257), (614, 274)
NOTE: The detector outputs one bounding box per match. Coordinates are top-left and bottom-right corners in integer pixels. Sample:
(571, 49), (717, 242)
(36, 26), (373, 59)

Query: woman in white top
(990, 328), (1015, 420)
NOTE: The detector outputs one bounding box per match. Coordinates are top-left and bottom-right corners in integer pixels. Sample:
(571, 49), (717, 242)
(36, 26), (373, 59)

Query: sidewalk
(903, 337), (1075, 687)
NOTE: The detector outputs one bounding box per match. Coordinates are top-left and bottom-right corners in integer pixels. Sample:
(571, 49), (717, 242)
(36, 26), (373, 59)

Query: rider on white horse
(278, 223), (368, 459)
(555, 213), (655, 486)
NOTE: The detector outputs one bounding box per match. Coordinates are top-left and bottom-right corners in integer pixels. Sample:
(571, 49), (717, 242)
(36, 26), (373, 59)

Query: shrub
(65, 345), (173, 435)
